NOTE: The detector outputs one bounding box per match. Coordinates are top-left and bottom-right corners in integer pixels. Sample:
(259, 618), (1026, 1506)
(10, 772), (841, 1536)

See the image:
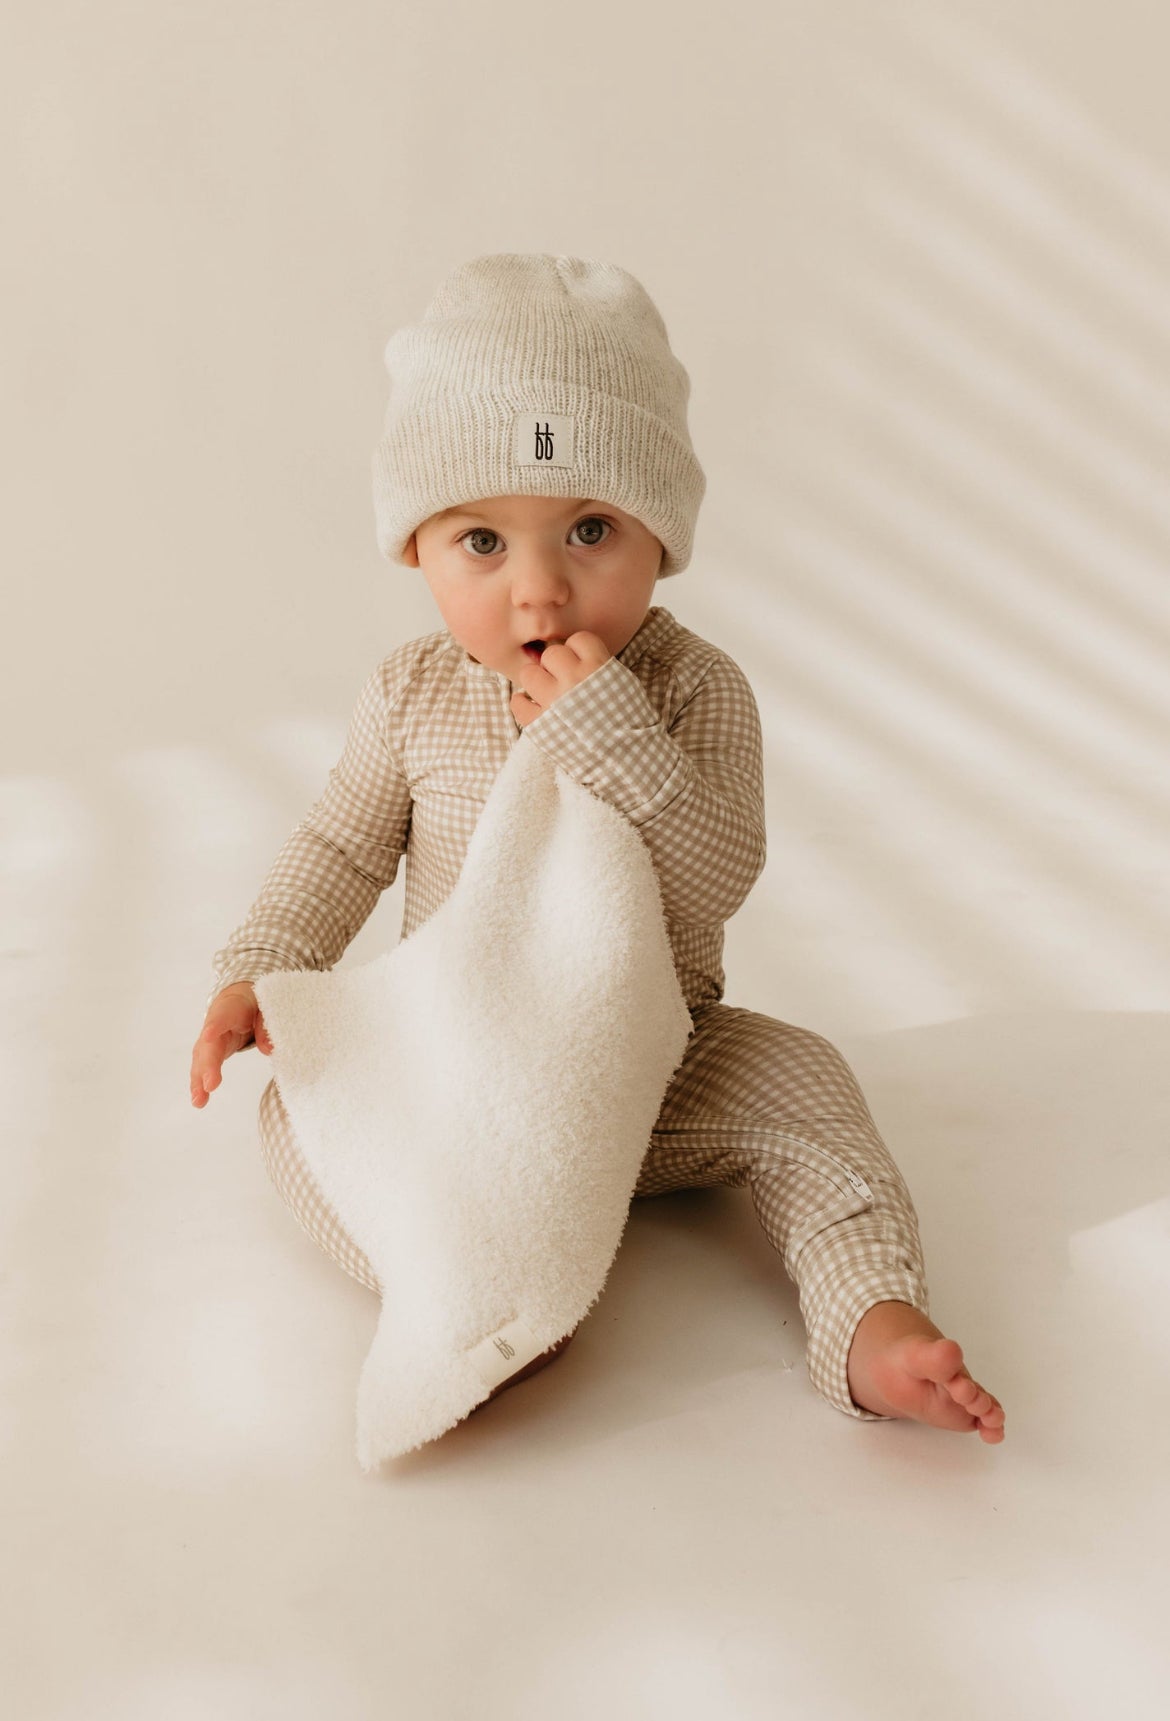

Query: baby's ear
(402, 533), (419, 568)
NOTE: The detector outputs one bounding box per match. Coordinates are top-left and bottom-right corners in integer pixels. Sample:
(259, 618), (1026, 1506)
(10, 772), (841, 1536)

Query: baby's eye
(460, 527), (503, 558)
(570, 516), (612, 547)
(457, 517), (613, 559)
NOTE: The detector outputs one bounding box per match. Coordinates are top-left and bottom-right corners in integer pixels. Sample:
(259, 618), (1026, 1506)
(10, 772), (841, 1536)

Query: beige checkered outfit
(209, 605), (931, 1420)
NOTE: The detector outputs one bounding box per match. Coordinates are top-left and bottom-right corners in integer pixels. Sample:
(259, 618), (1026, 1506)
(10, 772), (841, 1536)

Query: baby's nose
(509, 553), (572, 596)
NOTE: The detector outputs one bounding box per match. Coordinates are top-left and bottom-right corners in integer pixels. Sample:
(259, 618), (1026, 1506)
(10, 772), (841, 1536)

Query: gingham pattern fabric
(207, 607), (765, 1013)
(211, 604), (931, 1419)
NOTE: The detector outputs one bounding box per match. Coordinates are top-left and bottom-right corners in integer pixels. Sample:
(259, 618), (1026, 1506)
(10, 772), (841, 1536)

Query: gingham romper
(207, 605), (931, 1420)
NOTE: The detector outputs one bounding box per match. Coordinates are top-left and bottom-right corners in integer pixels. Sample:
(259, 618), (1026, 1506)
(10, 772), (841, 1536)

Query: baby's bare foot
(845, 1301), (1006, 1443)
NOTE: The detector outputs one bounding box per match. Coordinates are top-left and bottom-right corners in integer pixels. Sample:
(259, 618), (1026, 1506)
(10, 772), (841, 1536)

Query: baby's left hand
(510, 631), (613, 728)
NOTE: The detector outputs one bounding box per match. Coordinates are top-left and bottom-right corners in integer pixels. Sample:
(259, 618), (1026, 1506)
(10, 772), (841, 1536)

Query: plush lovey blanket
(254, 730), (693, 1471)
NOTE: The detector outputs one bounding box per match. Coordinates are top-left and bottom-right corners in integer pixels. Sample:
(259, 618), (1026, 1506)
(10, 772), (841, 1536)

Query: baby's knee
(746, 1016), (857, 1092)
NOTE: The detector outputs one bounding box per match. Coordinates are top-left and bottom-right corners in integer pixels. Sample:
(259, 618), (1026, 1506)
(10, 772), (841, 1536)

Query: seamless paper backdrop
(5, 4), (1170, 1720)
(7, 1), (1166, 1038)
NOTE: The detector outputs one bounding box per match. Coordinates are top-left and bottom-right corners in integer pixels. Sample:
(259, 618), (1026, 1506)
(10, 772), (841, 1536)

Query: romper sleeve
(520, 648), (766, 926)
(205, 661), (413, 1011)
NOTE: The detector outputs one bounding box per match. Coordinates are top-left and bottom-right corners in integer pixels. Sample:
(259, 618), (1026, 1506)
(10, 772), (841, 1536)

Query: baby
(189, 253), (1005, 1442)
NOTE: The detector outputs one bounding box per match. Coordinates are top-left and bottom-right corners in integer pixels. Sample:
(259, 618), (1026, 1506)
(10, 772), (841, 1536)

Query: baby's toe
(948, 1372), (987, 1410)
(950, 1373), (1005, 1426)
(946, 1372), (974, 1403)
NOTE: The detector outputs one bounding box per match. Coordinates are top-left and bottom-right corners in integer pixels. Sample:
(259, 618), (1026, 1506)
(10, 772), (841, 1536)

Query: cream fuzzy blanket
(254, 730), (693, 1471)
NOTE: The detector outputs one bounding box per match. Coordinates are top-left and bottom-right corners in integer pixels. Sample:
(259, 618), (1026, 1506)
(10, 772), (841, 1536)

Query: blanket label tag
(466, 1317), (546, 1391)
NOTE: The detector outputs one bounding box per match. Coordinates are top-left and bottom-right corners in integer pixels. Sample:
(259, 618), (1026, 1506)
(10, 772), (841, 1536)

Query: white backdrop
(5, 0), (1168, 1042)
(5, 8), (1170, 1721)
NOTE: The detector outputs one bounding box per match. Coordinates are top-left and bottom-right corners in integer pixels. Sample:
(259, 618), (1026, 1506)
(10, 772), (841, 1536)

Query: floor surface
(6, 996), (1169, 1718)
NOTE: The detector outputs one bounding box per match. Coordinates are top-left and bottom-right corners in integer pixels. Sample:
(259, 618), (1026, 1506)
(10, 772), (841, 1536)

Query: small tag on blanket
(465, 1317), (546, 1392)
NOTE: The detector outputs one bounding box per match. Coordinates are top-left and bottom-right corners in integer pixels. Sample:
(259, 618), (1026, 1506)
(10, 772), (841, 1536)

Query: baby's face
(403, 496), (663, 678)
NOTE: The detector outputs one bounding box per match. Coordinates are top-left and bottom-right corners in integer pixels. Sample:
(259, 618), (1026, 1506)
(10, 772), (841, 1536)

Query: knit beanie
(371, 253), (705, 578)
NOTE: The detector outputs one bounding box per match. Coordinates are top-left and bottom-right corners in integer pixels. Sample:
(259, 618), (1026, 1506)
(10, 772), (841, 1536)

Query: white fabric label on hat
(465, 1315), (546, 1390)
(512, 412), (576, 467)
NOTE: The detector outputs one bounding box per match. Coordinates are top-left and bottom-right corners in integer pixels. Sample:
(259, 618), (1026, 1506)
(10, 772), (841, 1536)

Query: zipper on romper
(838, 1165), (873, 1199)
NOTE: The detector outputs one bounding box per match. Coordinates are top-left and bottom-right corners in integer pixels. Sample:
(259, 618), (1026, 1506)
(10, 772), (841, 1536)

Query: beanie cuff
(372, 386), (704, 578)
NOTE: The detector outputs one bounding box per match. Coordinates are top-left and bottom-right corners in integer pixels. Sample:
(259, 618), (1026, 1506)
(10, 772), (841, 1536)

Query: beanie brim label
(512, 412), (576, 468)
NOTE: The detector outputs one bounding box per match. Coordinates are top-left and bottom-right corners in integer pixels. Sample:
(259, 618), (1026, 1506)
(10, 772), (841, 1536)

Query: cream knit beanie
(371, 253), (705, 578)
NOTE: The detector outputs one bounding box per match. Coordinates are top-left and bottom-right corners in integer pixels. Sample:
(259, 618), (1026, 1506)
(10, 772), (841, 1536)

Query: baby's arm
(205, 662), (413, 1013)
(522, 650), (766, 925)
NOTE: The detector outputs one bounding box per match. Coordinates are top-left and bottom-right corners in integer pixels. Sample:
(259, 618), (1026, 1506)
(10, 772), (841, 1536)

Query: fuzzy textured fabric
(254, 731), (693, 1471)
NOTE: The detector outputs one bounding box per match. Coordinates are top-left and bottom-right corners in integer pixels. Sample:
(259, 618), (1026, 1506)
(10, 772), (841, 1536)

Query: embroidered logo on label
(465, 1316), (545, 1391)
(512, 412), (575, 467)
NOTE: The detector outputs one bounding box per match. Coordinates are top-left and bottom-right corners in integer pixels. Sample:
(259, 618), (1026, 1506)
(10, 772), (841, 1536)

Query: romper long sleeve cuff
(520, 650), (767, 927)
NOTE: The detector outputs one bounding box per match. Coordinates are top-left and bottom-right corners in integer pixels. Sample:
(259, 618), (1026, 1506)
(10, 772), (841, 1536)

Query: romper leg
(636, 1003), (931, 1421)
(257, 1076), (381, 1293)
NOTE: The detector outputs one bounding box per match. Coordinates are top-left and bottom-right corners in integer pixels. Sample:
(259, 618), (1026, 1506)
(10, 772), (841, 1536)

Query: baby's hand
(510, 630), (612, 728)
(189, 982), (273, 1108)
